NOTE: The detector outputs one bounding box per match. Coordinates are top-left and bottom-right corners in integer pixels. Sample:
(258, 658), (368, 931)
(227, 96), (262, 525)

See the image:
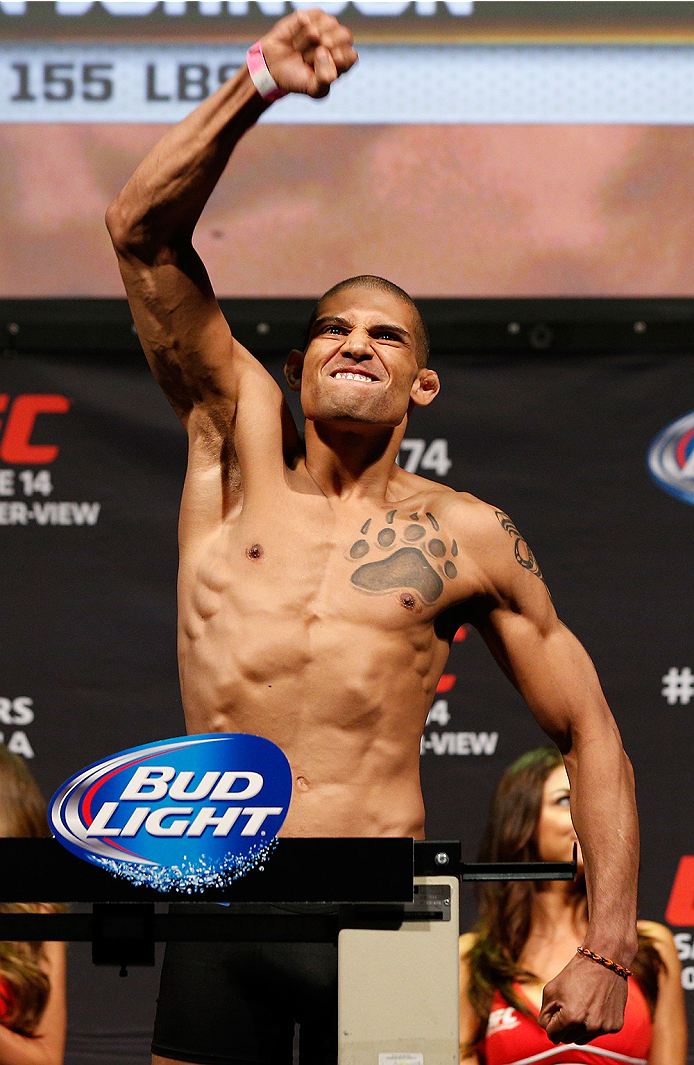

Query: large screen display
(2, 0), (694, 298)
(3, 2), (694, 45)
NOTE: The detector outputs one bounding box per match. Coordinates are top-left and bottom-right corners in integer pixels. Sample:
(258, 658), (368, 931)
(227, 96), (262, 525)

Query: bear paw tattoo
(348, 511), (458, 605)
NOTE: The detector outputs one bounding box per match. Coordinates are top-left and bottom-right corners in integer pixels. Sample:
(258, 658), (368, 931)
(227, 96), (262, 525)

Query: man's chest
(183, 497), (476, 625)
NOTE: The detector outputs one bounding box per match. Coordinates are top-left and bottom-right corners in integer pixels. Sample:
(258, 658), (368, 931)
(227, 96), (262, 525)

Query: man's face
(289, 287), (437, 428)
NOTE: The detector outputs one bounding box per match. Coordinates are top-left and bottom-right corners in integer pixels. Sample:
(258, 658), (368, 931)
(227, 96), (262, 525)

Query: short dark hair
(305, 275), (430, 368)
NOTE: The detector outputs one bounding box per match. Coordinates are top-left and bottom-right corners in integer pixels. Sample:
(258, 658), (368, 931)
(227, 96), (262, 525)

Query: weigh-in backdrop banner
(1, 343), (693, 1063)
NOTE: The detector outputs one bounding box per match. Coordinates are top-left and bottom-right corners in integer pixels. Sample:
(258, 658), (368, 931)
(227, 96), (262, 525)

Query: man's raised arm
(460, 501), (639, 1046)
(105, 10), (356, 423)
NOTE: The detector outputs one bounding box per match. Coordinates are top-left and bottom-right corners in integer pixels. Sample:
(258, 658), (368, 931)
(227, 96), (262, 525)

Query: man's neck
(303, 418), (407, 500)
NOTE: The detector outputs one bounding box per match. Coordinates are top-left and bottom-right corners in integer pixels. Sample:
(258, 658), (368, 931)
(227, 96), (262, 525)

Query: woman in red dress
(0, 744), (66, 1065)
(460, 747), (687, 1065)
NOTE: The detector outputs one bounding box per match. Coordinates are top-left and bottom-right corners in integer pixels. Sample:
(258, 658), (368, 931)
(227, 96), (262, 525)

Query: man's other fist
(538, 952), (629, 1045)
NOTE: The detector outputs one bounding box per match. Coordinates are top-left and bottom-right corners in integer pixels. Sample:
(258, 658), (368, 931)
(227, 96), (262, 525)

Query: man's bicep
(117, 242), (258, 424)
(454, 499), (610, 743)
(492, 608), (614, 746)
(468, 516), (607, 745)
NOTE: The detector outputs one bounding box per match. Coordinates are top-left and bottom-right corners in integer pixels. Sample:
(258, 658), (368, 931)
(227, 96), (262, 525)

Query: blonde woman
(0, 745), (66, 1065)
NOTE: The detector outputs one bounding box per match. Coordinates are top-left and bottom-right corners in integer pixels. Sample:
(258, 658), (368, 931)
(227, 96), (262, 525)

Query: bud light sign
(647, 409), (694, 506)
(49, 734), (292, 892)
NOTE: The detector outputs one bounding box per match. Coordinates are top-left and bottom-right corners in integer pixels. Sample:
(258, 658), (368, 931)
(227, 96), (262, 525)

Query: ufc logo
(0, 395), (70, 464)
(666, 857), (694, 926)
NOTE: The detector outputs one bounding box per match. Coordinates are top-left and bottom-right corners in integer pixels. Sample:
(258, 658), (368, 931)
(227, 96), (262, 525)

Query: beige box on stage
(338, 875), (460, 1065)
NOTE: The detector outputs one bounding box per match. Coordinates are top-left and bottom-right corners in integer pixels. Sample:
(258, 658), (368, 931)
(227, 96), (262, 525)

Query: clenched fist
(539, 951), (629, 1044)
(261, 9), (358, 99)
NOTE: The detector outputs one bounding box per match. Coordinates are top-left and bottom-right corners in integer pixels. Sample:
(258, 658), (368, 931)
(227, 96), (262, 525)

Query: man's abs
(177, 612), (443, 837)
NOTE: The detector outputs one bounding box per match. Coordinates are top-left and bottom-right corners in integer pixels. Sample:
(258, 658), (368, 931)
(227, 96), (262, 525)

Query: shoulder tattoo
(494, 511), (547, 585)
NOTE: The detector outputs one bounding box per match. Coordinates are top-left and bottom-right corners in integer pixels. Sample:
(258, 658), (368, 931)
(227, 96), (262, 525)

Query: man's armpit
(188, 403), (240, 483)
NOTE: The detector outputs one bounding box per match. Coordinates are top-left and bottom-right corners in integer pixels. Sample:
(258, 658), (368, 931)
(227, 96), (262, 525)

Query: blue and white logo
(647, 410), (694, 507)
(49, 734), (292, 892)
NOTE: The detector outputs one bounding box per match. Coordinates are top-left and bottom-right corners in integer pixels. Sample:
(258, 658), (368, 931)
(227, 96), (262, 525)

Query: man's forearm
(565, 722), (639, 964)
(106, 10), (356, 258)
(106, 64), (266, 257)
(496, 605), (640, 963)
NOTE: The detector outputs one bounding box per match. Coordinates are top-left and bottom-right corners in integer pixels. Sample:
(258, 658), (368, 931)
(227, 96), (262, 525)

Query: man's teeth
(334, 372), (374, 381)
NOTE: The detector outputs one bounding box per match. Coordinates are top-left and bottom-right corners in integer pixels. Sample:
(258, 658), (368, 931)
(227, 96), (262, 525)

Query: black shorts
(152, 905), (338, 1065)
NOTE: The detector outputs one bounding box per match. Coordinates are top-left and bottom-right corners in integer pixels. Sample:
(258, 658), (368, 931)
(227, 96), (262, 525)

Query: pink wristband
(246, 40), (287, 103)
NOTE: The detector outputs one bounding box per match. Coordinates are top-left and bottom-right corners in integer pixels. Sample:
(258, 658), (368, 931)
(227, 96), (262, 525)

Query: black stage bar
(0, 840), (575, 966)
(0, 838), (414, 904)
(0, 838), (575, 905)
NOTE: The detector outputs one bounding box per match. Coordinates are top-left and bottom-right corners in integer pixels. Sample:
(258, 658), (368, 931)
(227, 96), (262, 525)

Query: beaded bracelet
(576, 946), (632, 980)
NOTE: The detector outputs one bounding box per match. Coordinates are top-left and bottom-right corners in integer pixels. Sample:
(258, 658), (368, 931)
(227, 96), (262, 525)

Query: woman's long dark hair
(0, 744), (62, 1036)
(464, 747), (662, 1052)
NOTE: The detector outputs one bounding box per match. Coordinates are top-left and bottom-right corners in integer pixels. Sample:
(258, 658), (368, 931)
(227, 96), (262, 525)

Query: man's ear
(284, 349), (304, 392)
(410, 368), (440, 408)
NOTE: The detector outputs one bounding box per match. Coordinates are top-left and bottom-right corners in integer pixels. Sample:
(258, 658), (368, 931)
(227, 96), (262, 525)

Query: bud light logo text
(647, 410), (694, 506)
(49, 734), (292, 892)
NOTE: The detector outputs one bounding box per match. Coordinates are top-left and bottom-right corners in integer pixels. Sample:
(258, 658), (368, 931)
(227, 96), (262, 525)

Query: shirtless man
(106, 9), (639, 1065)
